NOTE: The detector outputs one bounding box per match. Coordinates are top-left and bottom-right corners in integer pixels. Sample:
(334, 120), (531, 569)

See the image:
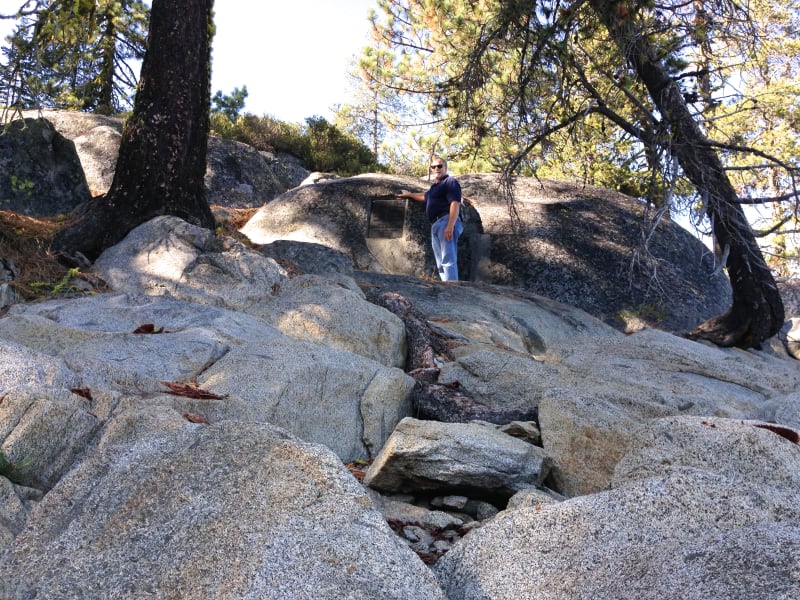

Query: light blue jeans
(431, 217), (463, 281)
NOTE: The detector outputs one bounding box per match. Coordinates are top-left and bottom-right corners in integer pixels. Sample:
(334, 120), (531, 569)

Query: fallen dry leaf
(344, 459), (373, 482)
(162, 381), (228, 400)
(183, 412), (211, 425)
(70, 387), (93, 400)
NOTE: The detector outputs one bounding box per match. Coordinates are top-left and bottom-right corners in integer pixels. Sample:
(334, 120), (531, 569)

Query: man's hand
(399, 190), (424, 202)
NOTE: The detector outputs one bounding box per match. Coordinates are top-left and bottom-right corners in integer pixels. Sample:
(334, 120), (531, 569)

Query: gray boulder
(93, 216), (407, 368)
(261, 150), (310, 190)
(93, 215), (288, 309)
(363, 417), (552, 501)
(458, 174), (731, 334)
(358, 271), (620, 356)
(73, 124), (122, 195)
(0, 291), (413, 463)
(254, 274), (408, 369)
(0, 421), (445, 599)
(0, 118), (90, 216)
(20, 109), (122, 140)
(258, 239), (355, 278)
(0, 283), (18, 312)
(783, 317), (800, 359)
(18, 109), (308, 205)
(541, 333), (797, 495)
(774, 392), (800, 429)
(0, 258), (20, 310)
(0, 478), (41, 551)
(242, 173), (731, 335)
(205, 136), (292, 207)
(0, 387), (102, 490)
(612, 414), (800, 489)
(435, 412), (800, 599)
(505, 487), (563, 510)
(240, 174), (482, 282)
(300, 171), (340, 186)
(537, 391), (641, 497)
(0, 340), (81, 391)
(778, 278), (800, 318)
(434, 469), (800, 600)
(358, 271), (800, 498)
(0, 202), (798, 597)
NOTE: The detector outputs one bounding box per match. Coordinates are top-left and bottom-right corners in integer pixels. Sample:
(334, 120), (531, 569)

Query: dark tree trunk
(96, 8), (116, 115)
(52, 0), (215, 262)
(591, 0), (784, 349)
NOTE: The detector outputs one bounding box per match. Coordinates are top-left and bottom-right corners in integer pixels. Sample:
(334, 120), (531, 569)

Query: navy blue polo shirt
(424, 175), (462, 223)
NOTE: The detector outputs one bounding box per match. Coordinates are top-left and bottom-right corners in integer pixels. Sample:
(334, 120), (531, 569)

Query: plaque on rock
(367, 198), (406, 239)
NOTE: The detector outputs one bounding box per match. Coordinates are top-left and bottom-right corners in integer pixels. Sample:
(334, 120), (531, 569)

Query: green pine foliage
(346, 0), (800, 276)
(210, 112), (386, 177)
(212, 86), (248, 122)
(1, 0), (149, 115)
(358, 0), (800, 215)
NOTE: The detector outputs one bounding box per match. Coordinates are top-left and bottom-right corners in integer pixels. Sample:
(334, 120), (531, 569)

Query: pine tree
(366, 0), (797, 347)
(51, 0), (215, 261)
(1, 0), (148, 115)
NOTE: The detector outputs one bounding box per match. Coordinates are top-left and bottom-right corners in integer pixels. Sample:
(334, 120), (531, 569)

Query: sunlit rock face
(241, 172), (730, 334)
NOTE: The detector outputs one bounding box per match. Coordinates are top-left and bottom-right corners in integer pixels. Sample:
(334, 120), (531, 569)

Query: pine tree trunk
(52, 0), (215, 262)
(591, 0), (784, 348)
(96, 8), (116, 115)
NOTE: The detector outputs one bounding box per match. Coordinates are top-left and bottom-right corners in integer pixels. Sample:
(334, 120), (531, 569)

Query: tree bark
(369, 291), (456, 369)
(52, 0), (215, 262)
(368, 290), (536, 423)
(411, 381), (539, 424)
(591, 0), (784, 348)
(96, 7), (116, 115)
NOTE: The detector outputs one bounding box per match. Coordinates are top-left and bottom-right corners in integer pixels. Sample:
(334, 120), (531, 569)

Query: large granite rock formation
(1, 216), (798, 598)
(458, 174), (731, 333)
(241, 173), (730, 334)
(16, 109), (309, 205)
(4, 110), (734, 334)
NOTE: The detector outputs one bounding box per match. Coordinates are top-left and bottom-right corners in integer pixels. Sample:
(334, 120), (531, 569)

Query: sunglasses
(430, 164), (444, 169)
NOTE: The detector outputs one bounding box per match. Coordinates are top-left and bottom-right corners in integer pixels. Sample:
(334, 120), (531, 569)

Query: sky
(0, 0), (378, 124)
(211, 0), (379, 123)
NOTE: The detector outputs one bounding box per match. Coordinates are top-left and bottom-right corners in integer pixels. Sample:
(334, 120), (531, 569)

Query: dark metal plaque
(367, 198), (406, 239)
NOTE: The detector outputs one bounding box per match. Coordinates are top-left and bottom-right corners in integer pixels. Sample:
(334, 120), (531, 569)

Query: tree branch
(736, 191), (800, 205)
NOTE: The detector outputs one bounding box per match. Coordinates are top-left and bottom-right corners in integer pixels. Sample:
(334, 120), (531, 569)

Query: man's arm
(442, 177), (462, 241)
(443, 200), (461, 241)
(398, 189), (425, 202)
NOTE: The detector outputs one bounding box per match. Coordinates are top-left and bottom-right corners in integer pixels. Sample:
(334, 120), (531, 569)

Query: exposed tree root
(687, 311), (753, 348)
(371, 289), (538, 426)
(688, 289), (784, 350)
(411, 380), (538, 424)
(369, 291), (455, 369)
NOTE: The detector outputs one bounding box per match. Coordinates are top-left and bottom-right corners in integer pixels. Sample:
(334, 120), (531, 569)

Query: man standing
(398, 157), (463, 281)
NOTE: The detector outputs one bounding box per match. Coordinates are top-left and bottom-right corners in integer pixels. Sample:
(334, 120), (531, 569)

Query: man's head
(430, 157), (448, 180)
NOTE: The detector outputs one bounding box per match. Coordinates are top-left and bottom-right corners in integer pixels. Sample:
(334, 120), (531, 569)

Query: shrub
(210, 113), (386, 176)
(0, 450), (29, 485)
